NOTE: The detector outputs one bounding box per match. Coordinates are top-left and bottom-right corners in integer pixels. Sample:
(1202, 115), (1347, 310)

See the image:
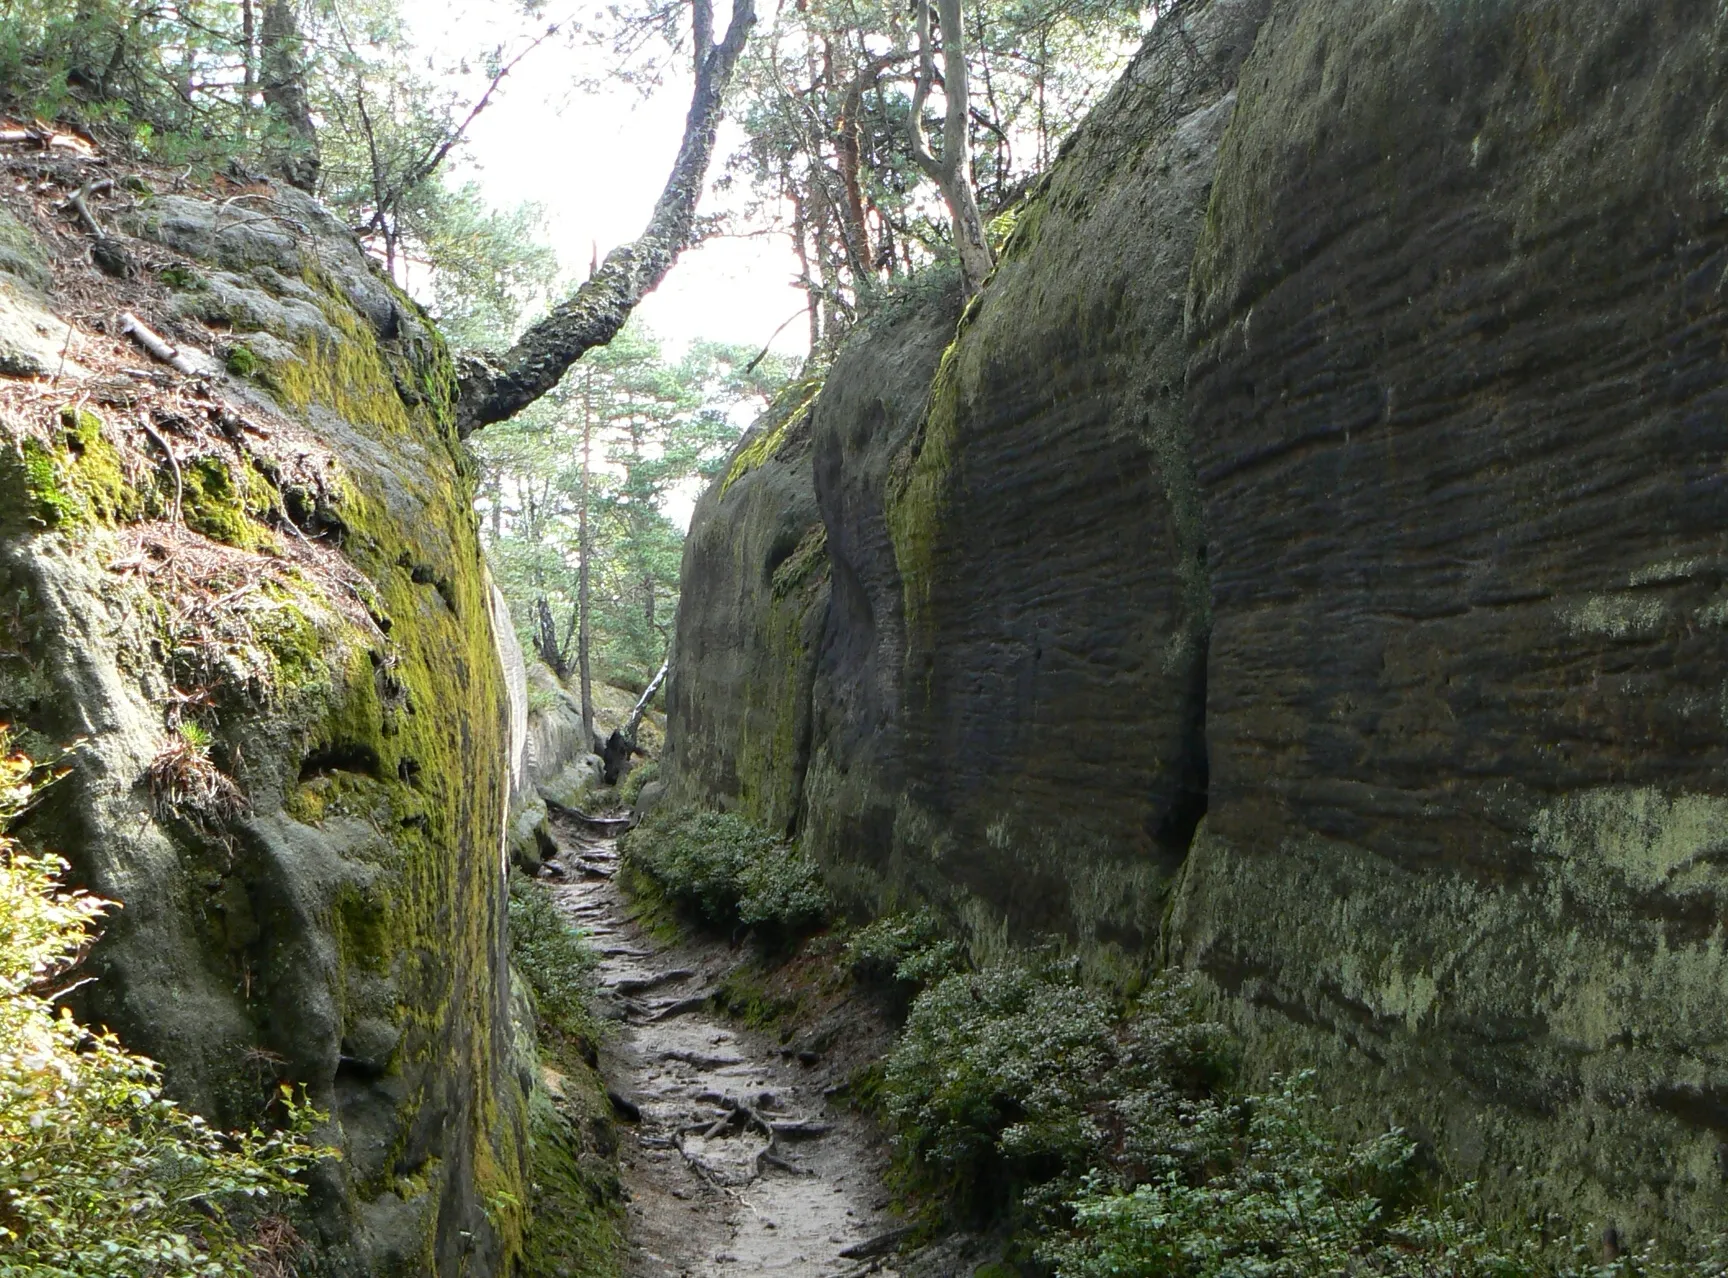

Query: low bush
(507, 873), (602, 1051)
(880, 958), (1230, 1223)
(1043, 1071), (1728, 1277)
(843, 909), (963, 990)
(620, 807), (831, 936)
(0, 742), (326, 1276)
(878, 951), (1728, 1276)
(1041, 1073), (1500, 1277)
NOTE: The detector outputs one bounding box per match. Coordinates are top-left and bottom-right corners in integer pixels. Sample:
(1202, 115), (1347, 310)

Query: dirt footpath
(543, 822), (908, 1277)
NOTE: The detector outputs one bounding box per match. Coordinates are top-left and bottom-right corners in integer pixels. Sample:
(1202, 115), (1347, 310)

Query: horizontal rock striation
(663, 0), (1728, 1238)
(1174, 0), (1728, 1236)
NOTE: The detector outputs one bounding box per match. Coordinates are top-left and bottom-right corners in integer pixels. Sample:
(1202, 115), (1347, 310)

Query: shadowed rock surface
(662, 0), (1728, 1238)
(1173, 0), (1728, 1236)
(662, 377), (830, 835)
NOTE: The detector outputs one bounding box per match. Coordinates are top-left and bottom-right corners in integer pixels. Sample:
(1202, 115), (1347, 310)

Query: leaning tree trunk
(624, 659), (670, 746)
(908, 0), (992, 296)
(454, 0), (757, 435)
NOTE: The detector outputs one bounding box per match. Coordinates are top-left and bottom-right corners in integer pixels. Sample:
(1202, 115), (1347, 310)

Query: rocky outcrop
(800, 289), (962, 905)
(0, 180), (530, 1272)
(664, 0), (1728, 1238)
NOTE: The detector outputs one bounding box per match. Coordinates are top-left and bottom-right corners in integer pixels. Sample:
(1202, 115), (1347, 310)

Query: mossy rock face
(1174, 0), (1728, 1244)
(864, 0), (1264, 942)
(662, 378), (832, 836)
(0, 204), (50, 293)
(660, 0), (1728, 1243)
(1, 180), (531, 1274)
(665, 1), (1263, 939)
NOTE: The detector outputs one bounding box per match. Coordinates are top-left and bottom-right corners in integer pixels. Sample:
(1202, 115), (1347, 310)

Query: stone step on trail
(542, 821), (905, 1276)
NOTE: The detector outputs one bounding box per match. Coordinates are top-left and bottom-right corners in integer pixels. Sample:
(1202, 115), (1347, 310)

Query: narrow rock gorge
(662, 0), (1728, 1240)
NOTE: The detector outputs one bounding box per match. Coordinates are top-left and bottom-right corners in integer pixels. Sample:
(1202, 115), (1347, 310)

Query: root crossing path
(544, 822), (907, 1277)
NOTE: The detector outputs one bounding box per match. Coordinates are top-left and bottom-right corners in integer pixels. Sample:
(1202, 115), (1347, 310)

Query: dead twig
(120, 312), (203, 376)
(138, 415), (182, 523)
(61, 178), (113, 239)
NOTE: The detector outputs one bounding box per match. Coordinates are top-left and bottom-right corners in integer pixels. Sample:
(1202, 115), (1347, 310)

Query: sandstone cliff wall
(663, 0), (1728, 1234)
(0, 178), (530, 1273)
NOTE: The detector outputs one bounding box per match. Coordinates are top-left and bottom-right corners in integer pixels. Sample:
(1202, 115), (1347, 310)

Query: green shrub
(881, 959), (1229, 1222)
(223, 344), (259, 378)
(507, 873), (601, 1050)
(0, 744), (326, 1276)
(620, 807), (831, 936)
(1041, 1071), (1728, 1278)
(1045, 1073), (1461, 1277)
(844, 909), (963, 988)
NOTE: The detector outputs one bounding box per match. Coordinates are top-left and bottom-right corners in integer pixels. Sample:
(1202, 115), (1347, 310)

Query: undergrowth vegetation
(843, 908), (964, 989)
(505, 872), (624, 1277)
(0, 740), (325, 1276)
(620, 806), (830, 938)
(618, 807), (1728, 1273)
(874, 951), (1728, 1277)
(507, 872), (603, 1054)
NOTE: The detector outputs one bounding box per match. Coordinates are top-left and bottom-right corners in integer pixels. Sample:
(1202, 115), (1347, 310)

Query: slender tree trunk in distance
(908, 0), (993, 296)
(455, 0), (757, 434)
(578, 368), (596, 750)
(535, 597), (568, 677)
(242, 0), (257, 103)
(260, 0), (319, 191)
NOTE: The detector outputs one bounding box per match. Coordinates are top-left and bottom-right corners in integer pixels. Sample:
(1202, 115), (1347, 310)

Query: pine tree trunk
(259, 0), (319, 192)
(578, 369), (596, 749)
(907, 0), (993, 296)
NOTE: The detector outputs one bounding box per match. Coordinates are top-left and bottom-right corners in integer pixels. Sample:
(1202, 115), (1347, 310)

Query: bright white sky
(408, 1), (810, 361)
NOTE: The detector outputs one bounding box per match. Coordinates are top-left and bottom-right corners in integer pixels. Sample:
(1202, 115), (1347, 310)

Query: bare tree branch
(455, 0), (758, 436)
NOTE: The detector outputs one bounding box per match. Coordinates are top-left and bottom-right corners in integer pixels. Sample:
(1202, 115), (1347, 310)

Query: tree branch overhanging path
(454, 0), (758, 436)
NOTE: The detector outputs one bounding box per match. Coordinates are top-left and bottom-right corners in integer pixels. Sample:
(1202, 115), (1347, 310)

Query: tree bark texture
(454, 0), (757, 435)
(259, 0), (319, 192)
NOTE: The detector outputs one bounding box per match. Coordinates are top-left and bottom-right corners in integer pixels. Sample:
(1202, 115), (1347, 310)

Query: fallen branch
(61, 178), (113, 239)
(120, 313), (203, 376)
(138, 416), (183, 524)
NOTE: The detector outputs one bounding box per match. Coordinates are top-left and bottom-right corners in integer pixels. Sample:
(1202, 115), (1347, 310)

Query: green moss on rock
(0, 186), (533, 1273)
